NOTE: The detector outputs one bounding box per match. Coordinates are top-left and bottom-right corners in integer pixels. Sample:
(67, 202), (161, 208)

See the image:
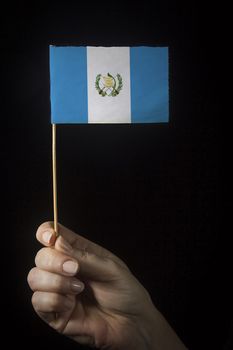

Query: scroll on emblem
(95, 73), (123, 97)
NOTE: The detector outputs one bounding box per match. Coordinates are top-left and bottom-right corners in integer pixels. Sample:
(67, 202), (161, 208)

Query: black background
(2, 3), (231, 350)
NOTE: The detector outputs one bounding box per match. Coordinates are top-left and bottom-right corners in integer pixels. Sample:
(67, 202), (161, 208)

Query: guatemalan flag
(50, 46), (169, 124)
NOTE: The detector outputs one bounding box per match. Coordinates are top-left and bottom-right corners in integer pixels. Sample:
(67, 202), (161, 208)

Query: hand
(28, 222), (187, 350)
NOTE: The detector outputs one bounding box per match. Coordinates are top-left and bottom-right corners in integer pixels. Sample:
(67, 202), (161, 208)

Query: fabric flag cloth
(50, 46), (169, 124)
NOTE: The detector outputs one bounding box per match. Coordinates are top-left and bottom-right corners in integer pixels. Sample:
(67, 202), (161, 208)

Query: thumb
(37, 222), (113, 258)
(36, 222), (79, 247)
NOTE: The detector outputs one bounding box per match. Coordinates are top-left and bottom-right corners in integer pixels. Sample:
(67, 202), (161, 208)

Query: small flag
(50, 46), (169, 124)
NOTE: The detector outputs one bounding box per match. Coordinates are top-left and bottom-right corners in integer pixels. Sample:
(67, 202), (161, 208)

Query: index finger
(36, 222), (128, 270)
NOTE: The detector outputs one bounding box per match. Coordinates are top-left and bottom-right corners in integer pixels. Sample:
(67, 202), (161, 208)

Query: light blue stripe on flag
(50, 46), (88, 123)
(130, 47), (168, 123)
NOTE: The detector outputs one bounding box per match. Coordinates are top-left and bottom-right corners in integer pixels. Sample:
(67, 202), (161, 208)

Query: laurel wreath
(95, 74), (106, 96)
(95, 73), (123, 97)
(111, 73), (123, 96)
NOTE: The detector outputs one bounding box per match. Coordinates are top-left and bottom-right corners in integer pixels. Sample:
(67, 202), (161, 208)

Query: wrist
(138, 302), (188, 350)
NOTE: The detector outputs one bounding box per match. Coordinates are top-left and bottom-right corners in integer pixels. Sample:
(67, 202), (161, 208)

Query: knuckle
(31, 291), (62, 312)
(35, 247), (47, 266)
(27, 267), (38, 290)
(108, 258), (120, 272)
(77, 247), (89, 261)
(31, 291), (39, 309)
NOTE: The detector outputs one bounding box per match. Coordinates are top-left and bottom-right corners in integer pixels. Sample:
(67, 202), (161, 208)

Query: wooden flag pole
(52, 124), (58, 236)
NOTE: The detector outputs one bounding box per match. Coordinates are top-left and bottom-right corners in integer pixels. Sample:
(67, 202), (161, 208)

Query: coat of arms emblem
(95, 73), (123, 97)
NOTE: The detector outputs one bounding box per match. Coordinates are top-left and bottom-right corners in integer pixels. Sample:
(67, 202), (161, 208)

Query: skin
(27, 222), (188, 350)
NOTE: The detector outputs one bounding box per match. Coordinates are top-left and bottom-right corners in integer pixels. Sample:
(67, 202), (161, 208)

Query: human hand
(28, 222), (187, 350)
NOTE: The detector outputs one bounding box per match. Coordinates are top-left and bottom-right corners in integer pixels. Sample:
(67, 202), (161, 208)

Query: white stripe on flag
(87, 47), (131, 123)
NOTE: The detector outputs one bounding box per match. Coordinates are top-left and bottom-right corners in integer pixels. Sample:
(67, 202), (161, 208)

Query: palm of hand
(55, 238), (150, 348)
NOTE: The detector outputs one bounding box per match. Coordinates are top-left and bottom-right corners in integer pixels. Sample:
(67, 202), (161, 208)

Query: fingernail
(71, 280), (84, 293)
(42, 231), (53, 244)
(62, 260), (78, 275)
